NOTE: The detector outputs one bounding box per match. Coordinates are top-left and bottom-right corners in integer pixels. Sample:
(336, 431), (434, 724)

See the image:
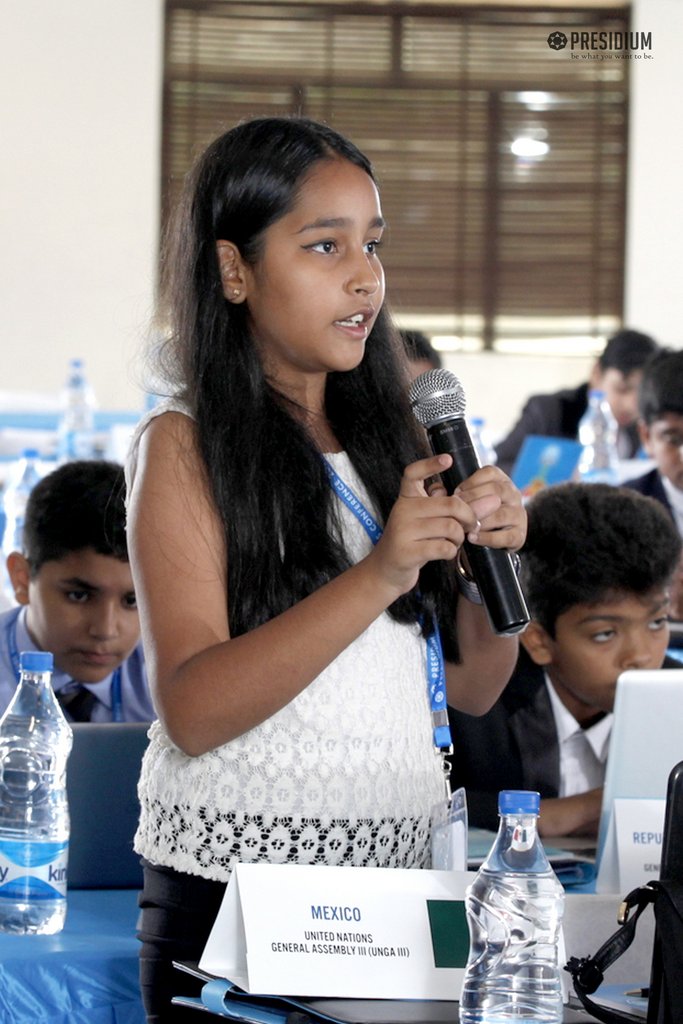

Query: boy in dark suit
(623, 348), (683, 533)
(495, 329), (659, 475)
(623, 348), (683, 620)
(449, 482), (681, 838)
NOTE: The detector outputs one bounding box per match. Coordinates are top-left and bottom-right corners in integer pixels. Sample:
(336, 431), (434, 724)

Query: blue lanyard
(110, 669), (123, 722)
(323, 459), (453, 754)
(6, 606), (124, 722)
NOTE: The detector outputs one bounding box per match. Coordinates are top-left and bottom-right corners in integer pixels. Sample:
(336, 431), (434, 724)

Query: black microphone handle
(426, 418), (530, 637)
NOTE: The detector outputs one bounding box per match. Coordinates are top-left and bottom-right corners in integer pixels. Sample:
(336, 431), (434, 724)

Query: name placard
(596, 798), (665, 893)
(199, 863), (475, 999)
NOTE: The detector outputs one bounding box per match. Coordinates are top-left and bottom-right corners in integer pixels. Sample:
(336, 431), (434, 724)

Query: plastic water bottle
(57, 357), (97, 461)
(577, 389), (619, 484)
(0, 651), (73, 934)
(469, 417), (497, 466)
(1, 449), (42, 602)
(459, 790), (565, 1023)
(1, 449), (42, 559)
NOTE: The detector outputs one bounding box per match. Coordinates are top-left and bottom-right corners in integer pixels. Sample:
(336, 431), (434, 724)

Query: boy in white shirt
(449, 481), (681, 838)
(1, 460), (154, 722)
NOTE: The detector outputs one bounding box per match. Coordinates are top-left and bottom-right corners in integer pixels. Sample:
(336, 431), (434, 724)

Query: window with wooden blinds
(162, 1), (629, 351)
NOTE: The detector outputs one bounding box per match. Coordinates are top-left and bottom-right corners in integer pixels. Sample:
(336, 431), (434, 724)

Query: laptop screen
(595, 669), (683, 873)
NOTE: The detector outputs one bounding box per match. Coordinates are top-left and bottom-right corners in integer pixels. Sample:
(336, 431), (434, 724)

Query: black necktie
(57, 683), (97, 722)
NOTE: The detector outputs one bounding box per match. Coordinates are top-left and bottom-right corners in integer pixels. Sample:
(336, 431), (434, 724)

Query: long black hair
(157, 116), (460, 659)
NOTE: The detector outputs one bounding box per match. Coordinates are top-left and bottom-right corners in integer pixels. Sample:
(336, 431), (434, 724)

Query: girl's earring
(232, 289), (241, 298)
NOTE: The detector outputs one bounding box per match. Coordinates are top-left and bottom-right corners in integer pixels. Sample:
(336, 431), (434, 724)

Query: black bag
(565, 878), (683, 1023)
(567, 761), (683, 1023)
(649, 878), (683, 1023)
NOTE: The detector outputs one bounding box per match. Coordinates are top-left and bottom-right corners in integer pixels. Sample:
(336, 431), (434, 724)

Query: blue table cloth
(0, 889), (144, 1024)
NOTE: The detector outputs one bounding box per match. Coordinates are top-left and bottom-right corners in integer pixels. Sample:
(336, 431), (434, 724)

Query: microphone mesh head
(409, 368), (466, 428)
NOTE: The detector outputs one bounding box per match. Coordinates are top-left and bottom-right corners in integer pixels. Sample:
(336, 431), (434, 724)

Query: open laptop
(595, 669), (683, 881)
(66, 721), (151, 889)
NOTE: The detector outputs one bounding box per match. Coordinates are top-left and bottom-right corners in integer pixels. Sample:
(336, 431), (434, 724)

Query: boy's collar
(544, 672), (612, 754)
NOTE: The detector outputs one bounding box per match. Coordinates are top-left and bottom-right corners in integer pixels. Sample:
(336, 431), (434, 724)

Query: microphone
(408, 368), (530, 637)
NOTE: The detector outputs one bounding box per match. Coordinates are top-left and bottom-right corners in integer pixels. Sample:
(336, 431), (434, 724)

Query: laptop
(66, 721), (151, 889)
(595, 669), (683, 880)
(510, 435), (583, 497)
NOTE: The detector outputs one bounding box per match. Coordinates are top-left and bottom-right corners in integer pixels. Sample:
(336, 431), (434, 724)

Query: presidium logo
(547, 29), (653, 60)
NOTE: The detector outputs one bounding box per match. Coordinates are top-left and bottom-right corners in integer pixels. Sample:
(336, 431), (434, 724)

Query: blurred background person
(400, 329), (442, 380)
(1, 460), (153, 722)
(495, 329), (660, 475)
(624, 348), (683, 621)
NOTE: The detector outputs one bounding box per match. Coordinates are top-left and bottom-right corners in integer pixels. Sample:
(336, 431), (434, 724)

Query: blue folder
(172, 963), (459, 1023)
(511, 435), (583, 498)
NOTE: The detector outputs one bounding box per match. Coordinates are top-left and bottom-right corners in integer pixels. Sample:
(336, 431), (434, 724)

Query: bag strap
(564, 882), (657, 1024)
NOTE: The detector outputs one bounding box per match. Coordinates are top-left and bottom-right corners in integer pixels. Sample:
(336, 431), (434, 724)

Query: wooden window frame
(162, 1), (629, 352)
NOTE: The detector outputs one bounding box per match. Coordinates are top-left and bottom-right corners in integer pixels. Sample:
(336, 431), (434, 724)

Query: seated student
(449, 481), (681, 838)
(0, 460), (154, 722)
(623, 349), (683, 621)
(399, 328), (442, 379)
(495, 329), (659, 475)
(623, 348), (683, 531)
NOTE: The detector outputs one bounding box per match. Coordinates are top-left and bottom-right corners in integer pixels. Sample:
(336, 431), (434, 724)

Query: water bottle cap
(499, 790), (540, 815)
(20, 650), (54, 673)
(589, 389), (606, 400)
(21, 447), (40, 459)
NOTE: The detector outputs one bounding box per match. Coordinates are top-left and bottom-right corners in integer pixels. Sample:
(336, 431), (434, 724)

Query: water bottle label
(0, 838), (68, 901)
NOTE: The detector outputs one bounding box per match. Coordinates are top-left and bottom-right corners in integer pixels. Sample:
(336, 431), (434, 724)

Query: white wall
(0, 0), (678, 427)
(446, 0), (683, 439)
(625, 0), (683, 345)
(439, 351), (591, 442)
(0, 0), (163, 412)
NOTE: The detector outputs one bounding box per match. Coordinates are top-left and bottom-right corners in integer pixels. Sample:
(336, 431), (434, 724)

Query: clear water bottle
(459, 790), (565, 1024)
(577, 389), (619, 484)
(469, 417), (497, 466)
(1, 450), (42, 602)
(57, 357), (97, 462)
(1, 448), (42, 554)
(0, 651), (73, 934)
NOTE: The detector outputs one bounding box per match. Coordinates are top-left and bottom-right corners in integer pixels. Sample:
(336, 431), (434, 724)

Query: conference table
(0, 884), (644, 1023)
(0, 889), (144, 1023)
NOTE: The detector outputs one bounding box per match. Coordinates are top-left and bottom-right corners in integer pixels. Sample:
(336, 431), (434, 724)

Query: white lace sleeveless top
(126, 399), (444, 881)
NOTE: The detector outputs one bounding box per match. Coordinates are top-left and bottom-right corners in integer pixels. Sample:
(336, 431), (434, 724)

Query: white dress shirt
(0, 605), (154, 722)
(545, 674), (612, 797)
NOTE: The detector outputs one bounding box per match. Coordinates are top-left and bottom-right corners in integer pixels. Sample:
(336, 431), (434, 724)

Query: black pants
(137, 860), (228, 1023)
